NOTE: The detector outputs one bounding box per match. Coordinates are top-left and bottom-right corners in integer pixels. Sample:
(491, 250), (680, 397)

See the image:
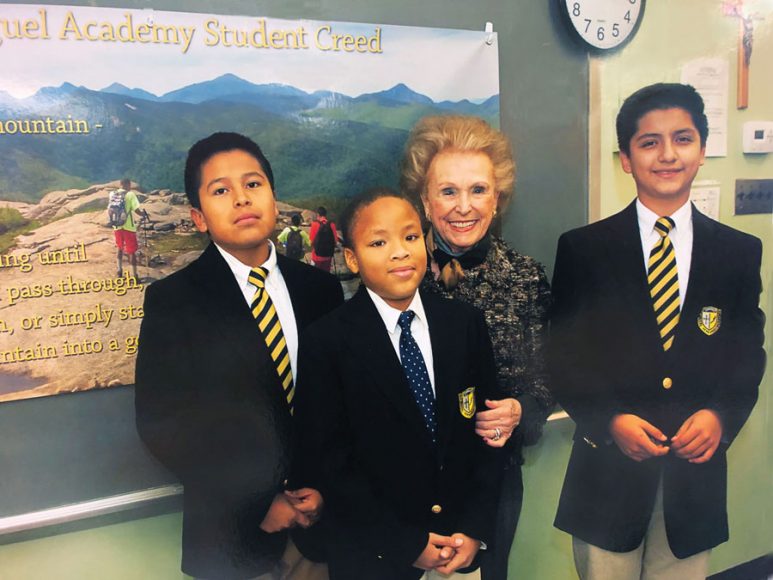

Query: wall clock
(557, 0), (646, 52)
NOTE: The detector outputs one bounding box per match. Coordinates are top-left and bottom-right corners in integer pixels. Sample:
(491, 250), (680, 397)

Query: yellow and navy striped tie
(248, 267), (294, 412)
(648, 217), (680, 351)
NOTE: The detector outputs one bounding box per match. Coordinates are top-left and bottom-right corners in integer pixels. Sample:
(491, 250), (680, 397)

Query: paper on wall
(681, 58), (729, 157)
(690, 180), (721, 221)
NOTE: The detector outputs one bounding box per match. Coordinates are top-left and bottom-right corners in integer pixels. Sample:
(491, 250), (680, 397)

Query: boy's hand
(671, 409), (723, 464)
(284, 488), (323, 527)
(476, 398), (520, 447)
(259, 493), (308, 533)
(609, 413), (669, 462)
(412, 533), (462, 570)
(434, 533), (480, 575)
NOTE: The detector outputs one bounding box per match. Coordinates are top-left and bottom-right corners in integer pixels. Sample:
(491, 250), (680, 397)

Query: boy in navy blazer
(293, 189), (503, 580)
(550, 84), (765, 579)
(135, 132), (343, 579)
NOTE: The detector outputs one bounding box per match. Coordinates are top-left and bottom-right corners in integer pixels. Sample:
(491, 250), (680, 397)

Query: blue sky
(1, 5), (499, 102)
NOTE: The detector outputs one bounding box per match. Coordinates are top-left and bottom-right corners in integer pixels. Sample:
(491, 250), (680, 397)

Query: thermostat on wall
(742, 121), (773, 154)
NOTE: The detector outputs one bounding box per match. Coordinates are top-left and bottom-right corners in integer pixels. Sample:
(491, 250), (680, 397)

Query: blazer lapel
(604, 202), (664, 354)
(341, 288), (436, 446)
(673, 206), (716, 352)
(422, 293), (458, 454)
(277, 254), (310, 330)
(190, 244), (279, 382)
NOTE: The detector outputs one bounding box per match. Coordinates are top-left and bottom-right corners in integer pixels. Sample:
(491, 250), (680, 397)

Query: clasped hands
(413, 532), (481, 575)
(476, 397), (521, 448)
(259, 488), (323, 533)
(609, 409), (723, 464)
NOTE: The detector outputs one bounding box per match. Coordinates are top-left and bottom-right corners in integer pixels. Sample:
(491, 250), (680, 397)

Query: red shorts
(312, 257), (332, 272)
(114, 229), (138, 254)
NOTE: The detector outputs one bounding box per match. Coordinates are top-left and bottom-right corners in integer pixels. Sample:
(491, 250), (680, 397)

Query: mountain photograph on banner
(0, 5), (499, 402)
(0, 74), (499, 203)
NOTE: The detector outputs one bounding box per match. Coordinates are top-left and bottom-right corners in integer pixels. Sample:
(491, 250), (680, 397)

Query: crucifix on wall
(722, 0), (756, 109)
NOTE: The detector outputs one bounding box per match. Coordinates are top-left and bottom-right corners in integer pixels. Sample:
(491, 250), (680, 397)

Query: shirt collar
(366, 288), (427, 335)
(215, 240), (278, 290)
(636, 199), (692, 236)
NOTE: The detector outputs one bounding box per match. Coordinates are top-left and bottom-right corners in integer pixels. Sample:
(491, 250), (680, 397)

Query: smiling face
(344, 196), (426, 311)
(620, 107), (706, 215)
(422, 150), (499, 254)
(190, 149), (278, 267)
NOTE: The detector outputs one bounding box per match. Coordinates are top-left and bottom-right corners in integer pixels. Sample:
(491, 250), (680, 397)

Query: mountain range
(0, 74), (499, 203)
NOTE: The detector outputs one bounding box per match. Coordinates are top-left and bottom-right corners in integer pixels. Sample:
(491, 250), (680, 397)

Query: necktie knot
(398, 310), (416, 331)
(654, 216), (675, 238)
(248, 267), (268, 290)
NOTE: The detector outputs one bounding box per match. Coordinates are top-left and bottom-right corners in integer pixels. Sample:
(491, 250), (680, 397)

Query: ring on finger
(493, 427), (502, 441)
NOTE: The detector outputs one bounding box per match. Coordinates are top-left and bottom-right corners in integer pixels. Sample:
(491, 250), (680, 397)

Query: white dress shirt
(636, 199), (693, 308)
(215, 241), (300, 379)
(367, 288), (436, 395)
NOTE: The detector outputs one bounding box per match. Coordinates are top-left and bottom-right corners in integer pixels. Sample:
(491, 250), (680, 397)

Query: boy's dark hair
(317, 206), (327, 217)
(291, 213), (302, 226)
(339, 187), (420, 248)
(184, 132), (275, 209)
(120, 178), (132, 189)
(616, 83), (709, 155)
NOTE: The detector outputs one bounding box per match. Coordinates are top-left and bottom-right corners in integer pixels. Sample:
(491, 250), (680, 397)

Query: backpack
(285, 227), (304, 260)
(108, 189), (128, 227)
(313, 219), (335, 257)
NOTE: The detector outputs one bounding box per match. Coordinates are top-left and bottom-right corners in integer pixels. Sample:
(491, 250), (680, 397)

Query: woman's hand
(260, 493), (307, 533)
(475, 398), (521, 447)
(284, 488), (323, 527)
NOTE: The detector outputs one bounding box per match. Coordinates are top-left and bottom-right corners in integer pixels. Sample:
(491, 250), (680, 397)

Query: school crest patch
(459, 387), (476, 419)
(697, 306), (721, 336)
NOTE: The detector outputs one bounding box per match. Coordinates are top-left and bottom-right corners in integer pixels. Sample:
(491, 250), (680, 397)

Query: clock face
(560, 0), (645, 51)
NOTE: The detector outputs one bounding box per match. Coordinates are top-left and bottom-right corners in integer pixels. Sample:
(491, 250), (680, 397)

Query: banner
(0, 4), (499, 402)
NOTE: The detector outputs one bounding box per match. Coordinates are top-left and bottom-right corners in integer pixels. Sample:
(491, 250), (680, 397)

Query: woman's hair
(399, 115), (515, 211)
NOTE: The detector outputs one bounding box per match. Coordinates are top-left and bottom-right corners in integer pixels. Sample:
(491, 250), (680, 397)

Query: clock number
(572, 2), (581, 17)
(597, 26), (605, 41)
(629, 0), (637, 4)
(584, 19), (592, 33)
(624, 10), (631, 23)
(612, 23), (620, 37)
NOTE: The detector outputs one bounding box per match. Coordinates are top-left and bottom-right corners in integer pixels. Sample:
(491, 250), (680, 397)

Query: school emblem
(697, 306), (721, 336)
(458, 387), (476, 419)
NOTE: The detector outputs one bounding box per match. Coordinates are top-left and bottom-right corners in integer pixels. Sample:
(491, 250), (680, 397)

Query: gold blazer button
(431, 504), (442, 514)
(662, 377), (673, 389)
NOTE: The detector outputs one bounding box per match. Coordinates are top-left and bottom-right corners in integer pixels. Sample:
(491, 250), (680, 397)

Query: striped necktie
(248, 267), (294, 413)
(648, 217), (680, 351)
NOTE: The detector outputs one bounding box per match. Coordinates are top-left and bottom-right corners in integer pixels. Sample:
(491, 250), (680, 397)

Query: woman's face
(422, 150), (499, 254)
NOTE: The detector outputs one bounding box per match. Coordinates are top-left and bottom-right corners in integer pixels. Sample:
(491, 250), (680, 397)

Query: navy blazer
(549, 202), (765, 558)
(135, 243), (343, 579)
(293, 287), (503, 580)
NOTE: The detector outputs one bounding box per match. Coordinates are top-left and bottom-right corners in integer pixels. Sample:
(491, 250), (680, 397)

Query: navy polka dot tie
(398, 310), (437, 442)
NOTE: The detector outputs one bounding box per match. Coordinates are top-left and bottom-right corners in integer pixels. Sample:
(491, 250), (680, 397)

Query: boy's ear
(619, 150), (633, 174)
(190, 207), (208, 233)
(343, 247), (359, 274)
